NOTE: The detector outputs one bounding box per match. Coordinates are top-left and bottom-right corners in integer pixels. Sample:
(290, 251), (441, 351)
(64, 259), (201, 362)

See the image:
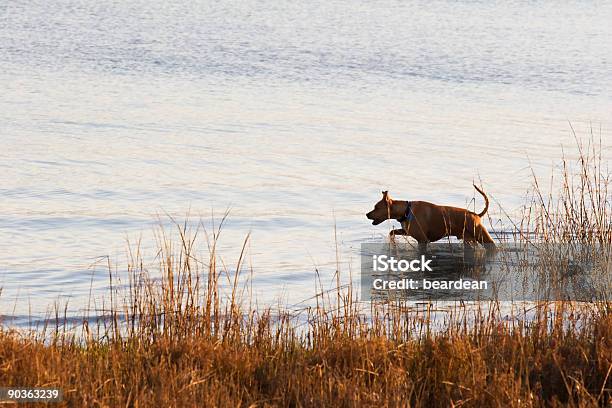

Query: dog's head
(366, 191), (393, 225)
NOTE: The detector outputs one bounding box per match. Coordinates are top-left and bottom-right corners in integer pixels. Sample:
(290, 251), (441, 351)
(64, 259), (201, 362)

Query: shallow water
(1, 0), (611, 325)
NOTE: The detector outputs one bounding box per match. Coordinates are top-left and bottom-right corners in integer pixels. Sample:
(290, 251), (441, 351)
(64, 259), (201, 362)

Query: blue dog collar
(397, 202), (414, 223)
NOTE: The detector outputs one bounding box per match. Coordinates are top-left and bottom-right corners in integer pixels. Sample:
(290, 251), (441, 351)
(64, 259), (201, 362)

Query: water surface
(1, 0), (611, 324)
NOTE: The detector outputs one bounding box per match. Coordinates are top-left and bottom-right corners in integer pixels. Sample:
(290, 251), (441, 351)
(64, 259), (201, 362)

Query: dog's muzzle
(366, 212), (383, 225)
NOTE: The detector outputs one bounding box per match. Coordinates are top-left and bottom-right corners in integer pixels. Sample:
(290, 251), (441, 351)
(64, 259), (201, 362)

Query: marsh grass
(524, 130), (611, 246)
(0, 135), (611, 407)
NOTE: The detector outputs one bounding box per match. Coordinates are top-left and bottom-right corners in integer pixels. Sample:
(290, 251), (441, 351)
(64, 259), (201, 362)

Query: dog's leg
(475, 225), (495, 244)
(417, 241), (429, 253)
(462, 232), (477, 249)
(475, 225), (496, 254)
(389, 228), (407, 238)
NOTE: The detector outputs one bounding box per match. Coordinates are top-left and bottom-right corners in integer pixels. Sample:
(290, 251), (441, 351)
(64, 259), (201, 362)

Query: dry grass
(0, 135), (611, 407)
(521, 129), (611, 245)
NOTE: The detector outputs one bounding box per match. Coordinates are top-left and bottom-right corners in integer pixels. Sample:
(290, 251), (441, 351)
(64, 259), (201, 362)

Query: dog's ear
(382, 190), (392, 203)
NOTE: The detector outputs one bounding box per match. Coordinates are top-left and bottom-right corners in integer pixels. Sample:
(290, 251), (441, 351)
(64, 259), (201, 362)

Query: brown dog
(366, 185), (495, 247)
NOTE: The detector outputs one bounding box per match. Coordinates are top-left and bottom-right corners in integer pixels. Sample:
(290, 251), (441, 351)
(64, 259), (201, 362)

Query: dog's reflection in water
(370, 242), (496, 301)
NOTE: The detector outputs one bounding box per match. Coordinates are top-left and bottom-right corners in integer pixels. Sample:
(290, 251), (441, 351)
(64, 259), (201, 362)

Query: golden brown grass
(0, 303), (610, 407)
(0, 135), (610, 407)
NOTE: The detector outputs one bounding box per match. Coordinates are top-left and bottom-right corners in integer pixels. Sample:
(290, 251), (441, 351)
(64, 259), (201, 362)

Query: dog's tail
(473, 184), (489, 217)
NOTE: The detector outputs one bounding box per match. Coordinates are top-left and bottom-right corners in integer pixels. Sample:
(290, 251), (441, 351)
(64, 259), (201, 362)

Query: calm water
(1, 0), (611, 324)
